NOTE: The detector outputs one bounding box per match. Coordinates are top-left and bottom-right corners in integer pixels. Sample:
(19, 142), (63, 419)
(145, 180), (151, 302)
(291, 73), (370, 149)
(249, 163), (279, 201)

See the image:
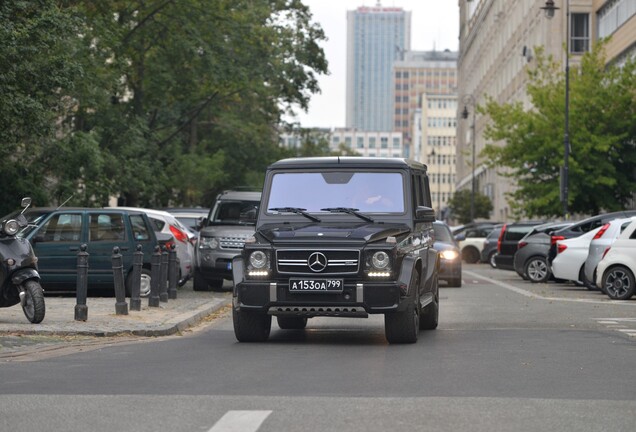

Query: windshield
(433, 224), (454, 243)
(267, 171), (405, 213)
(210, 200), (260, 225)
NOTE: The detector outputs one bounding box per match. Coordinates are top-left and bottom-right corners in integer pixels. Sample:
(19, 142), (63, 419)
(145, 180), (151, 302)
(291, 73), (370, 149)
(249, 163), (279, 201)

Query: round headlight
(4, 219), (20, 236)
(249, 251), (268, 269)
(372, 251), (390, 269)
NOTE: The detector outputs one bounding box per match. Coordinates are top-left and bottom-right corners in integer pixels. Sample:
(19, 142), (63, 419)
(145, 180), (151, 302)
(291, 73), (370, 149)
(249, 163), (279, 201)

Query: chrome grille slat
(276, 249), (360, 275)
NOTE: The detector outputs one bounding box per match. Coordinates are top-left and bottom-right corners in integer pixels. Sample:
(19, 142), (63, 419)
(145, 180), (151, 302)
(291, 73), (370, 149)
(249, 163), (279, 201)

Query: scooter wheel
(22, 280), (45, 324)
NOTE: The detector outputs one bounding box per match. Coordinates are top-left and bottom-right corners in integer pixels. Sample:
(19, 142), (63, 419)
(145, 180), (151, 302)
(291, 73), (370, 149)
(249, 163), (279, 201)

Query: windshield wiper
(321, 207), (375, 223)
(269, 207), (321, 222)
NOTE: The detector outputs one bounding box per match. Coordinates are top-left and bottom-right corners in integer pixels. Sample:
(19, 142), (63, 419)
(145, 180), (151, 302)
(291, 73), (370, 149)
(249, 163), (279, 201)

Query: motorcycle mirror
(21, 197), (31, 208)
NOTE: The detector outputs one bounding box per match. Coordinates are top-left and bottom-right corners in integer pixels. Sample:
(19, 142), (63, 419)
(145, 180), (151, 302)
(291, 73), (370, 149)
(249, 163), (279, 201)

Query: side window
(412, 174), (423, 211)
(130, 215), (151, 241)
(420, 174), (432, 207)
(89, 214), (126, 242)
(37, 213), (82, 242)
(149, 217), (165, 232)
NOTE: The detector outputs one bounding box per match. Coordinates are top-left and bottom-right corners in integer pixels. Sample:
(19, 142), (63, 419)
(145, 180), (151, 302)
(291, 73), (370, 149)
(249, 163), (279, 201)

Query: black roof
(268, 157), (427, 171)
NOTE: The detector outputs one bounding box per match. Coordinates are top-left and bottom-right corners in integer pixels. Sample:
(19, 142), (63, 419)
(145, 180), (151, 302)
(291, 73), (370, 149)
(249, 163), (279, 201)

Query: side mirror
(455, 233), (466, 241)
(415, 206), (436, 223)
(21, 197), (32, 208)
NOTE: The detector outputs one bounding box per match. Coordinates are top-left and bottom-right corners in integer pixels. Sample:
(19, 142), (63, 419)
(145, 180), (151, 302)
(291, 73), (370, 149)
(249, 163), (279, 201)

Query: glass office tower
(346, 5), (411, 132)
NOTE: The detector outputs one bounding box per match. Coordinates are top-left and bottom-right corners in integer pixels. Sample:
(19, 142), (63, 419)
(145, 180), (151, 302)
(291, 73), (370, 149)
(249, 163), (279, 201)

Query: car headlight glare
(440, 250), (459, 261)
(372, 251), (390, 270)
(199, 237), (219, 249)
(249, 251), (268, 269)
(3, 220), (20, 236)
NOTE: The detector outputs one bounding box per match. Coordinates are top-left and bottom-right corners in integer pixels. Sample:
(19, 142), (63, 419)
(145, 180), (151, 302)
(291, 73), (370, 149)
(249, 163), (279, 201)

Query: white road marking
(597, 321), (618, 325)
(463, 270), (636, 306)
(208, 410), (272, 432)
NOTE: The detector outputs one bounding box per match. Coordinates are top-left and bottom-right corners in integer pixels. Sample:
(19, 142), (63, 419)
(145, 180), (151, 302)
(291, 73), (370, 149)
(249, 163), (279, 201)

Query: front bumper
(196, 248), (240, 279)
(234, 279), (405, 317)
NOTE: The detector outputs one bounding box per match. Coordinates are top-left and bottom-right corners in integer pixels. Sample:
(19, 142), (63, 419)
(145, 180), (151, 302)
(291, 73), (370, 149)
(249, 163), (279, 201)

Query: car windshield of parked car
(267, 171), (405, 214)
(433, 224), (454, 243)
(210, 200), (260, 225)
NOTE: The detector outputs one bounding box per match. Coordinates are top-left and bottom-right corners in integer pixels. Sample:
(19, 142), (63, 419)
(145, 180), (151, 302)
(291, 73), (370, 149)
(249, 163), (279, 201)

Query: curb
(0, 298), (232, 338)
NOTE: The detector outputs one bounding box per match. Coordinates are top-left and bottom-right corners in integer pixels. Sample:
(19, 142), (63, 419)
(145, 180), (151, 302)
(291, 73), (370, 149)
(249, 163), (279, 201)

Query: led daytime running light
(248, 270), (269, 277)
(368, 271), (391, 277)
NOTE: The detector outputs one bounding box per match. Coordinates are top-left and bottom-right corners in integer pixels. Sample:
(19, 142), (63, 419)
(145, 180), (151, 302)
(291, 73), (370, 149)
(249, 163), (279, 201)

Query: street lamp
(542, 0), (570, 219)
(461, 95), (476, 224)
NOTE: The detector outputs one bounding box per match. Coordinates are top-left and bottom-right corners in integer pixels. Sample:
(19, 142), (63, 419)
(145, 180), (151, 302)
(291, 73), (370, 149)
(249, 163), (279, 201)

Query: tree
(448, 190), (493, 224)
(0, 0), (83, 214)
(65, 0), (329, 208)
(481, 42), (636, 218)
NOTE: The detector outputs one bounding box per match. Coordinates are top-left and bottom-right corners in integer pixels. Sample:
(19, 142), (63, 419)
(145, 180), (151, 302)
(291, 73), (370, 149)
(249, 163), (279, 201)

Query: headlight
(372, 251), (390, 270)
(3, 219), (20, 236)
(249, 251), (268, 269)
(198, 236), (219, 249)
(440, 250), (459, 261)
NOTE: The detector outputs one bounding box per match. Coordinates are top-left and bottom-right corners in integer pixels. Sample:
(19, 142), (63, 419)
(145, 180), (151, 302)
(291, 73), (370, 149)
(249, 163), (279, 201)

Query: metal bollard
(159, 245), (169, 302)
(168, 244), (178, 299)
(148, 245), (161, 307)
(130, 244), (143, 311)
(75, 244), (89, 321)
(112, 246), (128, 315)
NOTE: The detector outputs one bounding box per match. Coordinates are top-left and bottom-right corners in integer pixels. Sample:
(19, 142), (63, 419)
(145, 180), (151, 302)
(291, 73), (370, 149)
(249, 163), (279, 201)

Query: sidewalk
(0, 283), (232, 337)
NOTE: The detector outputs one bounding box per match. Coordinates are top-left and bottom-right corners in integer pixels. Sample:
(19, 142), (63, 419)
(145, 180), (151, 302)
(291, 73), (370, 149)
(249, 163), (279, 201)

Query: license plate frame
(289, 278), (344, 293)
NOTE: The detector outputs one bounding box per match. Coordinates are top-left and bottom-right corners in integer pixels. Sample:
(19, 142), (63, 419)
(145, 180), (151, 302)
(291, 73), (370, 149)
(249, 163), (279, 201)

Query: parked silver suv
(193, 190), (261, 291)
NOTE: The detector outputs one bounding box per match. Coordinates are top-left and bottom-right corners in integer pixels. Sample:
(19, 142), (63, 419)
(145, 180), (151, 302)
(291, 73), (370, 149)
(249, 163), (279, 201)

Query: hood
(200, 225), (255, 238)
(257, 222), (410, 243)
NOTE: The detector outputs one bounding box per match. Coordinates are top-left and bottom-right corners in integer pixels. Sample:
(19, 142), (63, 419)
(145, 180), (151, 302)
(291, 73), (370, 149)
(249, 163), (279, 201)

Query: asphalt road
(1, 264), (636, 431)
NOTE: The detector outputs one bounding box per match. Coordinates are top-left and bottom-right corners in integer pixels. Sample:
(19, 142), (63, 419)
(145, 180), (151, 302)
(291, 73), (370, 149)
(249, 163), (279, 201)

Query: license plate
(289, 278), (343, 292)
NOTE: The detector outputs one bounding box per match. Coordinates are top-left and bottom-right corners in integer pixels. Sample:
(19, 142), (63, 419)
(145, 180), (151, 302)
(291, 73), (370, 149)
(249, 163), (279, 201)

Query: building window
(369, 137), (376, 149)
(380, 137), (388, 149)
(598, 0), (636, 39)
(357, 137), (364, 149)
(570, 13), (590, 53)
(345, 137), (352, 148)
(392, 137), (400, 148)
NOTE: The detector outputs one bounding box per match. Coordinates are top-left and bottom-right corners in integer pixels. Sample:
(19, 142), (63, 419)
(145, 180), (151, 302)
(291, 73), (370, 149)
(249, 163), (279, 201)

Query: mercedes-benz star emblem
(308, 252), (328, 272)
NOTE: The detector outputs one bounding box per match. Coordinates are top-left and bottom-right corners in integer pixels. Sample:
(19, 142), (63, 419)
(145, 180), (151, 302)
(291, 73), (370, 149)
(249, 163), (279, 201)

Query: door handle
(69, 246), (79, 252)
(119, 247), (129, 251)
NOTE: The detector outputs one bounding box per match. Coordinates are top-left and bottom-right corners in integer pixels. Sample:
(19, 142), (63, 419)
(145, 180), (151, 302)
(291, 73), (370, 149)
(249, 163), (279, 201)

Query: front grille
(276, 249), (360, 275)
(219, 236), (247, 250)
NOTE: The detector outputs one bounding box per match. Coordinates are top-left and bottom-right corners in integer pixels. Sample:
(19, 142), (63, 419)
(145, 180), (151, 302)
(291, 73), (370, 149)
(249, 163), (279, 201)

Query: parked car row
(1, 203), (218, 297)
(470, 210), (636, 301)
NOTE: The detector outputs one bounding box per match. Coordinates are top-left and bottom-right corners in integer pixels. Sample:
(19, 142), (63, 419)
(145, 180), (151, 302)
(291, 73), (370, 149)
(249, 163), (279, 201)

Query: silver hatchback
(583, 217), (636, 290)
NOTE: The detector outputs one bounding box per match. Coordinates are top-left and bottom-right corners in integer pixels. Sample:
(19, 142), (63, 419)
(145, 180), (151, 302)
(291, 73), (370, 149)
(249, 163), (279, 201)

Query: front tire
(193, 270), (211, 291)
(525, 256), (550, 283)
(233, 307), (272, 342)
(21, 280), (45, 324)
(385, 272), (420, 344)
(603, 266), (635, 300)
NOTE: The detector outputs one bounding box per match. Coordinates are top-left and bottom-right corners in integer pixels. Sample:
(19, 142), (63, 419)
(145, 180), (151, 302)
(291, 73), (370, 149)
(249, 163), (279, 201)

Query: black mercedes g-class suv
(231, 157), (439, 344)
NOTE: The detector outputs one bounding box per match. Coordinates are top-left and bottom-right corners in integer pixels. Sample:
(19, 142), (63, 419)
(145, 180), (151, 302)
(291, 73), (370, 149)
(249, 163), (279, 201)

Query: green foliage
(0, 0), (328, 214)
(448, 189), (494, 224)
(482, 42), (636, 218)
(0, 0), (83, 214)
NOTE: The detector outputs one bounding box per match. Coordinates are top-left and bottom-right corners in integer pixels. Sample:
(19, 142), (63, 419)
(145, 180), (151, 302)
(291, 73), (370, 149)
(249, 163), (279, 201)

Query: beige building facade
(457, 0), (635, 221)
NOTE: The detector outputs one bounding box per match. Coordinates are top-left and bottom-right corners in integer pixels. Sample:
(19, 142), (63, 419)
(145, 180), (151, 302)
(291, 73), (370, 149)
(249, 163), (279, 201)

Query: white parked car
(109, 207), (194, 284)
(595, 218), (636, 300)
(551, 226), (602, 286)
(583, 217), (636, 290)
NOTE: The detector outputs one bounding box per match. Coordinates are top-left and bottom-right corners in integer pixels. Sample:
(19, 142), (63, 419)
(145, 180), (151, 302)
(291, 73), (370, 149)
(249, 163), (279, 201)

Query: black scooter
(0, 198), (45, 323)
